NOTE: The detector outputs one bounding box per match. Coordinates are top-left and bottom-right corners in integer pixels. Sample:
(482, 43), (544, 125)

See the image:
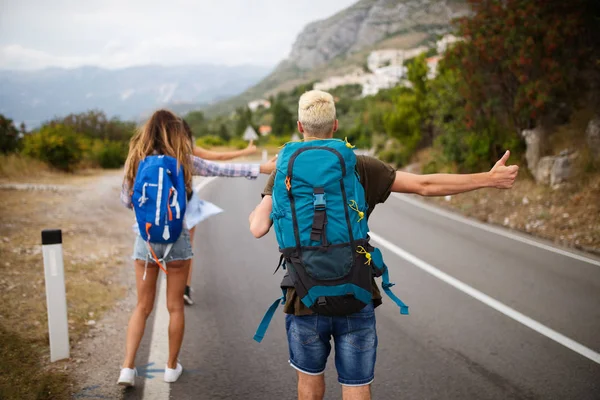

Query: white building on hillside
(367, 49), (403, 72)
(367, 46), (429, 72)
(436, 34), (461, 54)
(247, 99), (271, 112)
(361, 64), (407, 97)
(426, 56), (442, 79)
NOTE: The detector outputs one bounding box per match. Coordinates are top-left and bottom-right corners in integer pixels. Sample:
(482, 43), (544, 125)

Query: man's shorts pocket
(287, 314), (321, 346)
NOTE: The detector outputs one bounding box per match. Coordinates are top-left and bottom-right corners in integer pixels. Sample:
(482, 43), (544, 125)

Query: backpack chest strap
(310, 187), (327, 244)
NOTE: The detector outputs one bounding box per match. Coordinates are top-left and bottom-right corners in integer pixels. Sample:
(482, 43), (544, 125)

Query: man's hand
(249, 196), (273, 238)
(259, 154), (278, 175)
(488, 150), (519, 189)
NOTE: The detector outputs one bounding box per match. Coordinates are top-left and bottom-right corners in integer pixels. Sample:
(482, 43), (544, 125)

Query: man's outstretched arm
(249, 195), (273, 238)
(392, 150), (519, 196)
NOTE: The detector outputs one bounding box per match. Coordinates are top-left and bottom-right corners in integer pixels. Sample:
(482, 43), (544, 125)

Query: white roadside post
(41, 229), (70, 362)
(262, 149), (268, 162)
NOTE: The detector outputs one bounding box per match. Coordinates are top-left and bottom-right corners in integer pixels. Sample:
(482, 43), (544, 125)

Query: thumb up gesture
(489, 150), (519, 189)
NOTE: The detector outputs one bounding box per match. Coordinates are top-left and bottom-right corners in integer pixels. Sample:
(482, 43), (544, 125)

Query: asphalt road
(128, 176), (600, 400)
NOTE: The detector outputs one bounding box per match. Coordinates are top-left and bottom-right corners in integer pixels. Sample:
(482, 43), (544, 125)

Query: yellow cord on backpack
(348, 200), (365, 222)
(356, 246), (372, 265)
(344, 137), (355, 148)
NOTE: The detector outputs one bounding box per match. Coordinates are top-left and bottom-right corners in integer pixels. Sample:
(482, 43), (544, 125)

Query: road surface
(126, 176), (600, 400)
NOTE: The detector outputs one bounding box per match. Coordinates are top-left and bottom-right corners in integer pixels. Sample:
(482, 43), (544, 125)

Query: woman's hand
(259, 155), (278, 175)
(243, 140), (257, 156)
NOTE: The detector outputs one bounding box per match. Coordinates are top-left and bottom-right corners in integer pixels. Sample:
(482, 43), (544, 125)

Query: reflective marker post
(41, 229), (70, 362)
(262, 149), (268, 162)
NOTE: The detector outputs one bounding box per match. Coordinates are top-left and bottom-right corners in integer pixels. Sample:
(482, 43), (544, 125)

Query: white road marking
(392, 193), (600, 267)
(142, 177), (218, 399)
(369, 231), (600, 365)
(142, 277), (171, 399)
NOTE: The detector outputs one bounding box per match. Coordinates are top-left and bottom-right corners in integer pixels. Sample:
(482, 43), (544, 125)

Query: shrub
(228, 138), (249, 150)
(22, 124), (83, 171)
(93, 140), (128, 169)
(196, 135), (225, 148)
(0, 114), (21, 154)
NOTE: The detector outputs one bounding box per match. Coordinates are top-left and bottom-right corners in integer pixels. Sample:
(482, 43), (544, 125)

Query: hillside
(203, 0), (469, 116)
(0, 64), (272, 128)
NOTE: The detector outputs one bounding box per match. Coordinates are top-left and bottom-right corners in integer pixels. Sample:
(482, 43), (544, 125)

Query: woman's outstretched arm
(192, 141), (257, 161)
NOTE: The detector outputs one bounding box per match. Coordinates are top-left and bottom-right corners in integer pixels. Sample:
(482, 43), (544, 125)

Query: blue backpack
(131, 155), (187, 274)
(254, 139), (408, 342)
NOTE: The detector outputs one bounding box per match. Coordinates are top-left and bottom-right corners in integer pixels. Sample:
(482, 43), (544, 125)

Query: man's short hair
(298, 90), (336, 137)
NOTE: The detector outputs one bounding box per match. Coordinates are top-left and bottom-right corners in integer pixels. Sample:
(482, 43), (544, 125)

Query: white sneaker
(117, 367), (137, 387)
(164, 362), (183, 383)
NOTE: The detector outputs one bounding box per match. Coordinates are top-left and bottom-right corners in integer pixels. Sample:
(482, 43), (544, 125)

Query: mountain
(0, 64), (272, 128)
(204, 0), (468, 116)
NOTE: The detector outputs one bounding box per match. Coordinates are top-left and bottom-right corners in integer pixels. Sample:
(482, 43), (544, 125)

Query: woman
(118, 109), (273, 385)
(183, 119), (257, 305)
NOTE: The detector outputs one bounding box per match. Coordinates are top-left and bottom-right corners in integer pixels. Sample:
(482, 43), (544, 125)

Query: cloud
(0, 0), (358, 70)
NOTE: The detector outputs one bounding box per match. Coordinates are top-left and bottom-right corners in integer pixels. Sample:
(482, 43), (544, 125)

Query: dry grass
(0, 168), (134, 399)
(0, 154), (53, 180)
(426, 173), (600, 253)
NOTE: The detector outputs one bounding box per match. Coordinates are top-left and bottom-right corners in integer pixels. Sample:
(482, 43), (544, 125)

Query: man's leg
(297, 371), (325, 400)
(341, 384), (371, 400)
(285, 313), (331, 400)
(333, 302), (377, 400)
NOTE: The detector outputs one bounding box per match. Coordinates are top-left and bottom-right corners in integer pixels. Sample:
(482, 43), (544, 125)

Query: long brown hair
(124, 109), (193, 194)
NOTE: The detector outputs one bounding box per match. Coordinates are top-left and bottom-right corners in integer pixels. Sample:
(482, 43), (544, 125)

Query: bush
(22, 124), (83, 171)
(93, 140), (128, 169)
(228, 138), (249, 150)
(263, 135), (290, 147)
(196, 135), (225, 148)
(0, 115), (21, 154)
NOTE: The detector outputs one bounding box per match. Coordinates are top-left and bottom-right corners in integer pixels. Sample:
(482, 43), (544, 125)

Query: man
(248, 90), (518, 400)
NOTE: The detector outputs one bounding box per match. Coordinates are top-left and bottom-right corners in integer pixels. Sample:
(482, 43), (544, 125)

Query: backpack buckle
(317, 296), (327, 306)
(313, 193), (326, 210)
(313, 187), (326, 210)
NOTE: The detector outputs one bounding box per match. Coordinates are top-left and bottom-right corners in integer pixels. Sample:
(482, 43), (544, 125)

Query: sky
(0, 0), (357, 70)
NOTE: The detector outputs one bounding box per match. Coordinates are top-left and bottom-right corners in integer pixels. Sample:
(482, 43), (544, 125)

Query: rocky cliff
(287, 0), (468, 70)
(203, 0), (469, 116)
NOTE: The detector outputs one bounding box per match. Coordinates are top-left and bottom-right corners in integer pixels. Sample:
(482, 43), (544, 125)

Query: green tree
(271, 99), (295, 136)
(0, 114), (21, 154)
(382, 56), (432, 165)
(448, 0), (596, 134)
(22, 124), (83, 171)
(48, 110), (134, 142)
(217, 122), (230, 141)
(234, 107), (254, 137)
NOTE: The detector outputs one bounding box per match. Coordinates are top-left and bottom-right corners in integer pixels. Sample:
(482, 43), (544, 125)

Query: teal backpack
(254, 138), (408, 343)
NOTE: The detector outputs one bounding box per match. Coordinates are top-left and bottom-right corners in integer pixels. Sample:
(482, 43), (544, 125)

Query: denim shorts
(285, 302), (377, 386)
(132, 228), (194, 264)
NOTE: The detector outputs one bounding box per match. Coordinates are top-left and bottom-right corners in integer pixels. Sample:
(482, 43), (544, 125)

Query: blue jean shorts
(132, 227), (194, 264)
(285, 302), (377, 386)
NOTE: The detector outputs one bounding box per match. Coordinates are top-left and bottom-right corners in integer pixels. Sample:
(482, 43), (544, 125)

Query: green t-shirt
(262, 155), (396, 316)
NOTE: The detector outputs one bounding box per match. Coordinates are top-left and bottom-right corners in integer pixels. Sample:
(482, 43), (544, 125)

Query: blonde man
(249, 90), (518, 400)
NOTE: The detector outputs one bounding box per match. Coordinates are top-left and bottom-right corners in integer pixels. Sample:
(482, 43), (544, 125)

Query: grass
(0, 163), (133, 399)
(0, 326), (71, 400)
(0, 154), (52, 180)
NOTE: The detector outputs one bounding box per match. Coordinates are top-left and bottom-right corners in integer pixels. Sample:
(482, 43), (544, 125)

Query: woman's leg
(187, 226), (196, 287)
(122, 261), (159, 368)
(165, 260), (191, 368)
(184, 227), (195, 305)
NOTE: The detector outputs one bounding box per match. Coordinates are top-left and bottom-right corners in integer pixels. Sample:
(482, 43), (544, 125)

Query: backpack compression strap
(253, 289), (287, 343)
(381, 265), (409, 315)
